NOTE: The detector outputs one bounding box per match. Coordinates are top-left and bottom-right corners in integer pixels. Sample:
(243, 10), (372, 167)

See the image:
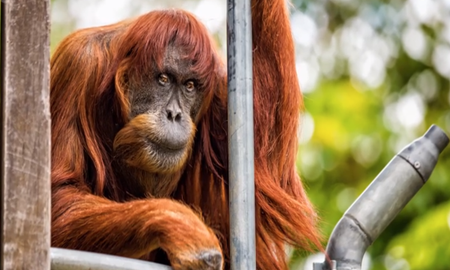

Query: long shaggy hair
(50, 1), (322, 269)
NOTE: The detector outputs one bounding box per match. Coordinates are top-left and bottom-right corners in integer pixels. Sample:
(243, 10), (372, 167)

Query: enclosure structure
(2, 1), (450, 270)
(226, 0), (256, 269)
(313, 125), (449, 270)
(1, 0), (255, 269)
(1, 0), (51, 269)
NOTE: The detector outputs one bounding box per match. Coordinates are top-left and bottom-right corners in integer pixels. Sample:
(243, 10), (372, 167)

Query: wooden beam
(1, 0), (51, 269)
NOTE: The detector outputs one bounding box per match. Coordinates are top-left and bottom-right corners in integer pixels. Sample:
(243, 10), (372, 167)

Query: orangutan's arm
(51, 187), (222, 269)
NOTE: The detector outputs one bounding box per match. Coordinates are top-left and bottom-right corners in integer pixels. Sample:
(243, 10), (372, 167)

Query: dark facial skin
(128, 44), (203, 151)
(112, 44), (205, 197)
(114, 45), (203, 197)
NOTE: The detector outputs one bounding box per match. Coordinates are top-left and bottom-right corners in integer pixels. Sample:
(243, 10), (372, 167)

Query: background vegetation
(50, 0), (450, 269)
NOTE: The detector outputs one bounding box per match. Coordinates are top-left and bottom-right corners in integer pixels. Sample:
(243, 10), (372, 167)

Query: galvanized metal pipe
(51, 248), (171, 270)
(227, 0), (256, 269)
(316, 125), (449, 270)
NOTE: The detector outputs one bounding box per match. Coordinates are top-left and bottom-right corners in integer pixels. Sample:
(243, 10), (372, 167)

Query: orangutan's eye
(158, 74), (169, 85)
(185, 80), (195, 92)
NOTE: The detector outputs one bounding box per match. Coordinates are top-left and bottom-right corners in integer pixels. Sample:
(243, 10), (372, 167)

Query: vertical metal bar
(1, 0), (51, 269)
(1, 1), (5, 265)
(227, 0), (256, 270)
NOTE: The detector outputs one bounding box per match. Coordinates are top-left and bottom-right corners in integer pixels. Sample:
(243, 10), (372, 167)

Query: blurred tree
(289, 0), (450, 269)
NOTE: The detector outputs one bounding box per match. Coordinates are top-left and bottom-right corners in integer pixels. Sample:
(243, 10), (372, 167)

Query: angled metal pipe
(314, 125), (449, 270)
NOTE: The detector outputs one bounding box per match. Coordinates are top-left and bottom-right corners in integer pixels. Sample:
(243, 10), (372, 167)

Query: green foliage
(386, 202), (450, 270)
(288, 0), (450, 268)
(297, 77), (450, 269)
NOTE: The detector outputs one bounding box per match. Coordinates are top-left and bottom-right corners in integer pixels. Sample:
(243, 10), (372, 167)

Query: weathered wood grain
(1, 0), (51, 269)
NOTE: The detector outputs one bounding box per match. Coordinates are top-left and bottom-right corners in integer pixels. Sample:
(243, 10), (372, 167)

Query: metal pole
(315, 125), (449, 270)
(1, 0), (51, 269)
(227, 0), (256, 269)
(51, 248), (172, 270)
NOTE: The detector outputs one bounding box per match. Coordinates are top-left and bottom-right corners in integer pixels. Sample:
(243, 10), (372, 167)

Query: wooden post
(1, 0), (51, 269)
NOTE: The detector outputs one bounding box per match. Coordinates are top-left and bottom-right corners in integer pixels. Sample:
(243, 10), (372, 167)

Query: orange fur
(51, 1), (322, 269)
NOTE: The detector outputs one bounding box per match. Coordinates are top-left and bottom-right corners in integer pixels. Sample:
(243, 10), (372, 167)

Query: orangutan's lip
(145, 137), (186, 152)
